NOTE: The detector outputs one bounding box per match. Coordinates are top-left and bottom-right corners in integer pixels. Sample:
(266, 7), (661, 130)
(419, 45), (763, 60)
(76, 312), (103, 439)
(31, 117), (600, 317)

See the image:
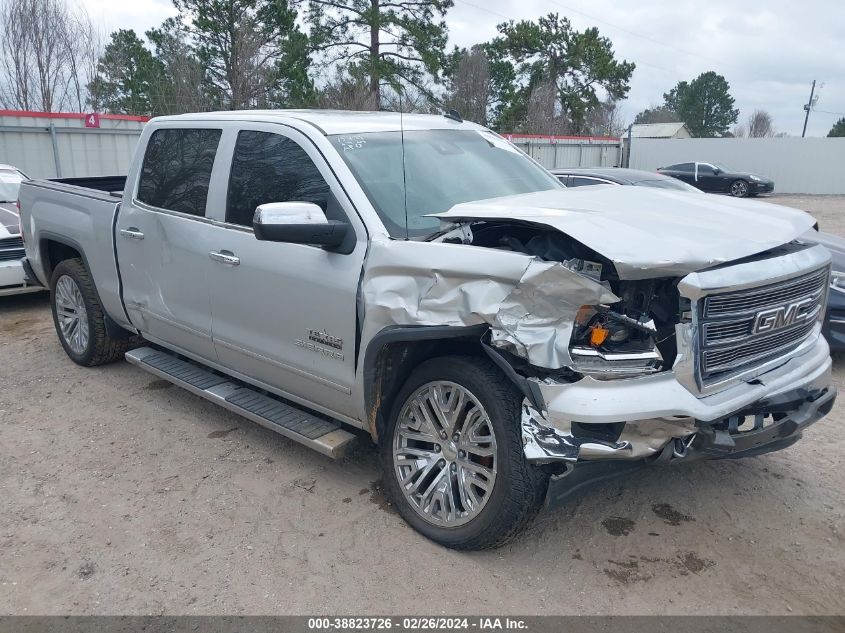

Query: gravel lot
(1, 194), (844, 616)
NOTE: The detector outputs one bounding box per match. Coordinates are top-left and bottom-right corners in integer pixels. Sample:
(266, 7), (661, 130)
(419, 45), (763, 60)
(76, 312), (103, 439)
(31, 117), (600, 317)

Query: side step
(125, 347), (356, 458)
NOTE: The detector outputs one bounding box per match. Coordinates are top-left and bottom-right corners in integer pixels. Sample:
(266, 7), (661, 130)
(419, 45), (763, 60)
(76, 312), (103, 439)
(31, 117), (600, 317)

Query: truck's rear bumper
(0, 258), (45, 297)
(523, 334), (834, 463)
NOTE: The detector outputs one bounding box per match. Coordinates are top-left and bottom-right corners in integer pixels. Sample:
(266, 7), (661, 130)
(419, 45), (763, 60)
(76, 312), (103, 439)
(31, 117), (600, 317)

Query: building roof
(155, 109), (487, 135)
(630, 122), (690, 138)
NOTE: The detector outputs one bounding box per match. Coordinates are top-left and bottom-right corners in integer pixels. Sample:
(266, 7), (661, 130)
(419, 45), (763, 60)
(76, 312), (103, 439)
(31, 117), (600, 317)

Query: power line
(453, 0), (511, 21)
(545, 0), (747, 73)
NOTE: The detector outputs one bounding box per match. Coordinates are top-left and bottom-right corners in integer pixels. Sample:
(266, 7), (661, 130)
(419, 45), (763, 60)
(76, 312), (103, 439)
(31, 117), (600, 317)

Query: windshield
(329, 129), (562, 237)
(635, 178), (702, 193)
(0, 170), (24, 203)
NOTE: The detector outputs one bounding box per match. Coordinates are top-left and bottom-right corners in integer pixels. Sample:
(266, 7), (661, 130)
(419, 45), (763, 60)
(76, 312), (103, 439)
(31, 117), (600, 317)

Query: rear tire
(380, 355), (549, 550)
(730, 179), (749, 197)
(50, 258), (135, 366)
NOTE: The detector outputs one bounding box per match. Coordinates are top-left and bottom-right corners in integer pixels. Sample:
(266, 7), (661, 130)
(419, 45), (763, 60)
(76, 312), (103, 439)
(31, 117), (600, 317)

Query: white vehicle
(18, 111), (836, 549)
(0, 164), (42, 297)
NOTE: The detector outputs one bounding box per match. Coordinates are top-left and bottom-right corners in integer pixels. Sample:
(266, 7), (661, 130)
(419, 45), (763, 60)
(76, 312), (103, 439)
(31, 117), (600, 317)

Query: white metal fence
(0, 111), (146, 179)
(505, 134), (622, 169)
(628, 137), (845, 194)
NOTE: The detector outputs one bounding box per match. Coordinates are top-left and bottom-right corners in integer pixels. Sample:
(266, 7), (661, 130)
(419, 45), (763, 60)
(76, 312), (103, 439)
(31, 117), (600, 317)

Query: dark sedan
(657, 162), (774, 197)
(803, 230), (845, 351)
(552, 167), (703, 192)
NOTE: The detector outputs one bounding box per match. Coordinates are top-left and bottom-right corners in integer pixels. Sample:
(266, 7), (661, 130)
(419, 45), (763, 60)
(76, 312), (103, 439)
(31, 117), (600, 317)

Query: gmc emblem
(752, 298), (817, 335)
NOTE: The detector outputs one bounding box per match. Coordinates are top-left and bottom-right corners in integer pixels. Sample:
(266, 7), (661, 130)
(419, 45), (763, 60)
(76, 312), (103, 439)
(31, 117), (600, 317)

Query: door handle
(209, 250), (240, 266)
(119, 227), (144, 240)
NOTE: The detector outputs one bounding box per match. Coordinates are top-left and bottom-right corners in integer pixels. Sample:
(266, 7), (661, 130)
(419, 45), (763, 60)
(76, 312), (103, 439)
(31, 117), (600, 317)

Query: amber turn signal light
(589, 324), (609, 346)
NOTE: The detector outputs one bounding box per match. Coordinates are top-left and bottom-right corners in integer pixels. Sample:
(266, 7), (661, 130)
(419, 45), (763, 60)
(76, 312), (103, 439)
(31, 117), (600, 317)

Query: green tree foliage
(663, 71), (738, 137)
(492, 13), (634, 132)
(828, 117), (845, 137)
(633, 105), (679, 125)
(88, 29), (167, 115)
(305, 0), (453, 108)
(170, 0), (312, 109)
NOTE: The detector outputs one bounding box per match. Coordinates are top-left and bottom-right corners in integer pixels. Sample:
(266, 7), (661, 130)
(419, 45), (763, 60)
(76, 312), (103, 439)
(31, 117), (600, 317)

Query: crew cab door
(205, 125), (367, 417)
(116, 126), (223, 361)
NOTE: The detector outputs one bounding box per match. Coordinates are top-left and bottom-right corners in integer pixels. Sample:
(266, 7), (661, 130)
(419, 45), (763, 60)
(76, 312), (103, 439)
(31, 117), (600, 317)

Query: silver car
(0, 164), (42, 297)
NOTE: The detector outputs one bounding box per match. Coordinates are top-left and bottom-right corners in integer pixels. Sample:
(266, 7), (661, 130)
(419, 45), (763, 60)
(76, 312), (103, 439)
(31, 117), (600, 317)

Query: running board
(125, 347), (356, 458)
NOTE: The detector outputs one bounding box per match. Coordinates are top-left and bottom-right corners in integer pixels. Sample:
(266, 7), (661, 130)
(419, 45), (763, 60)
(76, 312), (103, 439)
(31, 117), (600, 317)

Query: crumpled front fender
(359, 236), (617, 371)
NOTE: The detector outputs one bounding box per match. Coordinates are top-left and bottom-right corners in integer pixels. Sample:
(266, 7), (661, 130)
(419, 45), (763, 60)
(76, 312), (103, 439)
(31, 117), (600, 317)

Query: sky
(78, 0), (845, 137)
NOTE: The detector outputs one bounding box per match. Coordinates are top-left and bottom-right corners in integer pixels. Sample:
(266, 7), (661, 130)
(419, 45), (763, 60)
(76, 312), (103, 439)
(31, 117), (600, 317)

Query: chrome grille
(0, 236), (24, 262)
(705, 267), (829, 317)
(698, 266), (829, 382)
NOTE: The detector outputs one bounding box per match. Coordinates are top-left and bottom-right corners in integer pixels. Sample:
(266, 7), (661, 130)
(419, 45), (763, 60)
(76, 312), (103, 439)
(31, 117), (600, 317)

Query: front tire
(50, 258), (135, 366)
(380, 356), (549, 550)
(730, 179), (749, 197)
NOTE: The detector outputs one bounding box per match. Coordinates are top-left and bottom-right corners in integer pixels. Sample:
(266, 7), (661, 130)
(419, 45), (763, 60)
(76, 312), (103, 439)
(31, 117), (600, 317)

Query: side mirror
(712, 168), (721, 175)
(253, 202), (349, 248)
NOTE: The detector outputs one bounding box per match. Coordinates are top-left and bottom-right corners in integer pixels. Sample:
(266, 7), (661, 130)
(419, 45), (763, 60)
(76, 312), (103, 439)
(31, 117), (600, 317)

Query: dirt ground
(1, 194), (844, 616)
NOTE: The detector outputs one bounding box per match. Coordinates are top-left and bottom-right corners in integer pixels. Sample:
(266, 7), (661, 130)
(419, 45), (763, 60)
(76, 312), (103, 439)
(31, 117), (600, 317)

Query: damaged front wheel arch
(363, 324), (538, 442)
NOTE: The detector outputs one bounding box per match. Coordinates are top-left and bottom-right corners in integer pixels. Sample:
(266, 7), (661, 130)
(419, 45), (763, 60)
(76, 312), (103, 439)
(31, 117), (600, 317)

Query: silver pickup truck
(19, 110), (836, 550)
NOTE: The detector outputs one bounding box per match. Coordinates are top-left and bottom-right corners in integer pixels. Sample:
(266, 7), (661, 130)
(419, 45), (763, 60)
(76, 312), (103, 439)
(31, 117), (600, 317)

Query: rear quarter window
(137, 128), (222, 216)
(666, 163), (694, 172)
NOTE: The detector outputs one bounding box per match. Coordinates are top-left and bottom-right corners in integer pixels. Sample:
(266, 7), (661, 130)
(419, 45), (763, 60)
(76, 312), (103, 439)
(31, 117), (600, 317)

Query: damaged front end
(360, 205), (834, 503)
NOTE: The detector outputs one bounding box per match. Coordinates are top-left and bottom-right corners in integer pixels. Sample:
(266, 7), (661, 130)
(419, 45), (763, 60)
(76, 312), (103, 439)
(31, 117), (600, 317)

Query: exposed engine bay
(441, 220), (683, 380)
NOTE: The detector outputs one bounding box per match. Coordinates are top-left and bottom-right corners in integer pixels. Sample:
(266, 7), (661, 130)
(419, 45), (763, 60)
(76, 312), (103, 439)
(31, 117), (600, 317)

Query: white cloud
(76, 0), (845, 136)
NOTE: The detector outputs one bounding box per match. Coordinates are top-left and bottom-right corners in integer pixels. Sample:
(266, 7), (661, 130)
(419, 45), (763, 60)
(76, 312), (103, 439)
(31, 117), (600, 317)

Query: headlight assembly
(569, 305), (663, 379)
(831, 271), (845, 294)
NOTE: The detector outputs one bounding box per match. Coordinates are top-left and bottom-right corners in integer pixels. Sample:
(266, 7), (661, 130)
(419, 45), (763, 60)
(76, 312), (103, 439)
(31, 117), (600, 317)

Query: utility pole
(802, 80), (816, 138)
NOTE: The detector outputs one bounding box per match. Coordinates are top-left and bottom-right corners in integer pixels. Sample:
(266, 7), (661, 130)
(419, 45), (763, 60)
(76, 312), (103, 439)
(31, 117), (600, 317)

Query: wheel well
(364, 326), (487, 442)
(42, 239), (82, 280)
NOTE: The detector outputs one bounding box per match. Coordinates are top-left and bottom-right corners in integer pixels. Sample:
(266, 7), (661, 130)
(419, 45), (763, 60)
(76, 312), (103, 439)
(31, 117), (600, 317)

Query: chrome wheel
(731, 180), (748, 197)
(392, 381), (497, 527)
(55, 275), (89, 355)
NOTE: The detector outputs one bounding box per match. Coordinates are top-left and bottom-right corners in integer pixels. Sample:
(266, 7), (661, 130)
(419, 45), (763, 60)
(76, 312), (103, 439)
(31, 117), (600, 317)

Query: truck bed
(50, 175), (127, 197)
(19, 176), (133, 331)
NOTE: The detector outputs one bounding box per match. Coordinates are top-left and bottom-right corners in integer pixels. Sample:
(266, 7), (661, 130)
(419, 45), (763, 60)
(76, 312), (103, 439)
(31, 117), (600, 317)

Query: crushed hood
(438, 186), (816, 279)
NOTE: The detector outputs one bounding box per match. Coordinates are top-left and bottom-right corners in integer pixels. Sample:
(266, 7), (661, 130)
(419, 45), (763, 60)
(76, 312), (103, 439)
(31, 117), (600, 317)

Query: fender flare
(38, 232), (135, 341)
(362, 324), (545, 439)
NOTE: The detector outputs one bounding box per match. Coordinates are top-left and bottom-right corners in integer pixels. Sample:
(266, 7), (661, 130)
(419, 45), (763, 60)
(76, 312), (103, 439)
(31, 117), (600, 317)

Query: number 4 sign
(84, 113), (100, 128)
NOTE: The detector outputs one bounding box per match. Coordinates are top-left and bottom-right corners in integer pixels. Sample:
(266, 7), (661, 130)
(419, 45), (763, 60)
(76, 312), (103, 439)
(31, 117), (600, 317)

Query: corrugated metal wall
(628, 137), (845, 194)
(0, 112), (146, 179)
(506, 135), (622, 169)
(0, 116), (626, 179)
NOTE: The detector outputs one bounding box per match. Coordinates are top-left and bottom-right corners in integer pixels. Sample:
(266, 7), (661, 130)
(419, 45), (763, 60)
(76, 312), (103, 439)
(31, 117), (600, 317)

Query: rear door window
(137, 128), (222, 216)
(226, 130), (330, 228)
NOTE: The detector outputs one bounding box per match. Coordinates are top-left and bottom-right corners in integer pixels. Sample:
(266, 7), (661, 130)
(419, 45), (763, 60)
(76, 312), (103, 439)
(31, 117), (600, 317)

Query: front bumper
(523, 334), (834, 463)
(0, 258), (44, 297)
(750, 180), (775, 194)
(543, 375), (835, 509)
